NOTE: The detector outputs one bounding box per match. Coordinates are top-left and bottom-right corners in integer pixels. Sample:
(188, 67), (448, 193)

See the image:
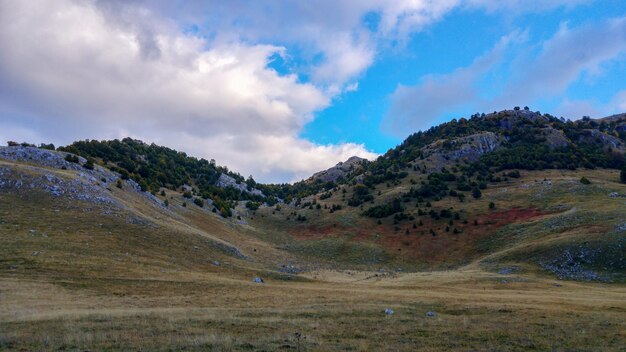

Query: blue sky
(1, 1), (625, 182)
(302, 1), (626, 153)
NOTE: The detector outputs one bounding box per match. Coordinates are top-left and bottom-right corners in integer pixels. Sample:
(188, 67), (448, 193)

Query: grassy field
(0, 160), (625, 350)
(1, 269), (625, 351)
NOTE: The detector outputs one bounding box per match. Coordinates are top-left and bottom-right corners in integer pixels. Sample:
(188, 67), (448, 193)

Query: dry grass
(1, 269), (624, 351)
(0, 162), (625, 350)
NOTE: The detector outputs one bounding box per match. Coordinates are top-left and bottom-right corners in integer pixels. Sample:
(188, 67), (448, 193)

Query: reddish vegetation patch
(379, 207), (552, 263)
(477, 207), (547, 225)
(288, 207), (551, 264)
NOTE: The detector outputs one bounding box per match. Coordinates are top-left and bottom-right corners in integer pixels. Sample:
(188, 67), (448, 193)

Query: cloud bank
(0, 1), (379, 182)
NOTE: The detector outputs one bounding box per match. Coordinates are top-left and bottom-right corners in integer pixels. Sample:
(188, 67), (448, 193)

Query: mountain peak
(308, 156), (368, 183)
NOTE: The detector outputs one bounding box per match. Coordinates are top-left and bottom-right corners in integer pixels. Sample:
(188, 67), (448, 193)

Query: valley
(1, 110), (625, 351)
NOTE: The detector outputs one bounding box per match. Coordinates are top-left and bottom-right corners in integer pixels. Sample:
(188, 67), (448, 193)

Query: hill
(1, 108), (625, 350)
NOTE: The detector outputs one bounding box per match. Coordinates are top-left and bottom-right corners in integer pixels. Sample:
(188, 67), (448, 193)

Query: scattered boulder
(498, 266), (520, 275)
(279, 263), (303, 274)
(253, 277), (264, 284)
(384, 308), (394, 315)
(426, 311), (437, 317)
(539, 248), (613, 282)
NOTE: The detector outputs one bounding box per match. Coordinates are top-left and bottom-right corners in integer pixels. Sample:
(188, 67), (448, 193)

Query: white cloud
(0, 0), (375, 183)
(497, 17), (626, 105)
(129, 0), (579, 90)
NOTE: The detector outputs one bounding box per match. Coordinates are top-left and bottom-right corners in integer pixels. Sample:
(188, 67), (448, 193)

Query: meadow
(0, 159), (625, 351)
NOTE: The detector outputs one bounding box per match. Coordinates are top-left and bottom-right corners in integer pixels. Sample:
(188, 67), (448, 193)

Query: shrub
(64, 154), (79, 163)
(363, 198), (403, 218)
(579, 177), (591, 185)
(489, 201), (495, 209)
(620, 167), (626, 184)
(193, 198), (204, 207)
(246, 201), (261, 211)
(506, 170), (521, 178)
(471, 187), (482, 199)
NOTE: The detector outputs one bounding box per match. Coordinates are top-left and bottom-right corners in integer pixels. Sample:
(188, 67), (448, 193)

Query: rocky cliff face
(577, 129), (625, 151)
(309, 156), (367, 183)
(216, 173), (264, 196)
(417, 132), (504, 171)
(540, 127), (570, 149)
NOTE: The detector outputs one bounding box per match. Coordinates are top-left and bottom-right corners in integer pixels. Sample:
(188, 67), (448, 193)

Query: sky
(1, 1), (625, 183)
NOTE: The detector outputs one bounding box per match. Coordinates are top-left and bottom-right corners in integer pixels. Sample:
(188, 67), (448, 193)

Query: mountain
(1, 109), (625, 350)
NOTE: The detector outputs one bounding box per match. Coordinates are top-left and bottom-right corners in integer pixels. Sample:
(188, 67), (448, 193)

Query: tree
(83, 158), (95, 170)
(471, 187), (482, 199)
(621, 167), (626, 184)
(489, 201), (495, 209)
(38, 143), (55, 150)
(245, 201), (260, 211)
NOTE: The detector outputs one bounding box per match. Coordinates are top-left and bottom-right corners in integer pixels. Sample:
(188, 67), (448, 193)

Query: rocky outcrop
(0, 146), (87, 170)
(492, 110), (549, 130)
(216, 173), (264, 196)
(309, 156), (367, 183)
(0, 146), (163, 209)
(540, 127), (570, 149)
(421, 132), (504, 164)
(577, 129), (624, 151)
